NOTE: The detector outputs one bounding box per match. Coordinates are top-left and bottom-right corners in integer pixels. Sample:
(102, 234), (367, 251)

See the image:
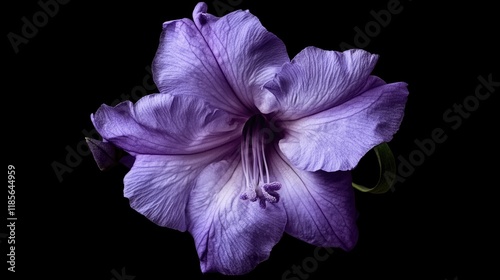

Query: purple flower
(89, 2), (408, 275)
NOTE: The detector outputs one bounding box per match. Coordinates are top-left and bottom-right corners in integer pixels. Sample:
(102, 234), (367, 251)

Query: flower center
(240, 115), (281, 209)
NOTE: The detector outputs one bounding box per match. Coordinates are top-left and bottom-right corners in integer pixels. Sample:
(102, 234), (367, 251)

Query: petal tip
(194, 2), (208, 15)
(193, 2), (210, 26)
(341, 225), (359, 251)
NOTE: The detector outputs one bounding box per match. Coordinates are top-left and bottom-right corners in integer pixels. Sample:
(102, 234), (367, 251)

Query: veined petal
(91, 94), (242, 156)
(268, 146), (358, 250)
(153, 17), (247, 116)
(193, 3), (289, 114)
(279, 78), (408, 172)
(187, 154), (286, 275)
(124, 143), (239, 232)
(264, 47), (378, 120)
(153, 3), (288, 116)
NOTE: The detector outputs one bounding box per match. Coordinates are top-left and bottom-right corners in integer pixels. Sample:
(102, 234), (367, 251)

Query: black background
(3, 0), (498, 279)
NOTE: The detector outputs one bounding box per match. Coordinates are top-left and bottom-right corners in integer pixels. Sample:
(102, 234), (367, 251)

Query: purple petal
(153, 3), (288, 116)
(187, 155), (286, 275)
(264, 47), (379, 120)
(91, 94), (242, 156)
(192, 3), (289, 114)
(268, 147), (358, 250)
(118, 154), (135, 169)
(152, 18), (245, 116)
(279, 77), (408, 171)
(124, 143), (238, 232)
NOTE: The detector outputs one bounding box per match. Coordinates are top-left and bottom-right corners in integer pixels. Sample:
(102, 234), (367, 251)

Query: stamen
(239, 115), (282, 208)
(261, 137), (270, 184)
(240, 133), (257, 201)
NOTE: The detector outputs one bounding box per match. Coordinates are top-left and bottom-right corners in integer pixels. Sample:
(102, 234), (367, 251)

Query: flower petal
(192, 3), (289, 114)
(152, 2), (288, 115)
(279, 78), (408, 171)
(268, 146), (358, 250)
(124, 143), (238, 232)
(152, 17), (247, 116)
(264, 47), (379, 120)
(91, 94), (242, 156)
(187, 155), (286, 275)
